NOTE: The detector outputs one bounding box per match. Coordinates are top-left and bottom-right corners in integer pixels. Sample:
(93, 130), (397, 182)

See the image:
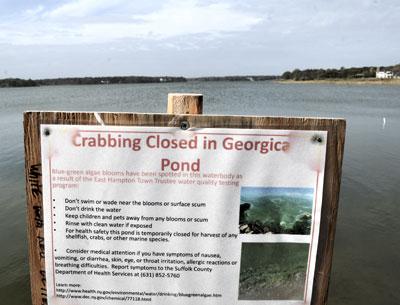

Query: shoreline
(0, 75), (278, 88)
(2, 77), (400, 88)
(277, 78), (400, 86)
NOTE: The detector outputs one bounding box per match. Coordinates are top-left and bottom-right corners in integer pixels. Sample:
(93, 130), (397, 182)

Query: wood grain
(24, 111), (345, 305)
(24, 112), (47, 305)
(167, 93), (203, 114)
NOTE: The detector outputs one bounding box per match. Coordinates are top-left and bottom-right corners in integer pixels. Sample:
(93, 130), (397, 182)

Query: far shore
(2, 76), (400, 88)
(277, 78), (400, 86)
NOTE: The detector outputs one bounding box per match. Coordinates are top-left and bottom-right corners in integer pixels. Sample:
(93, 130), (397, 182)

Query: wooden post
(167, 93), (203, 114)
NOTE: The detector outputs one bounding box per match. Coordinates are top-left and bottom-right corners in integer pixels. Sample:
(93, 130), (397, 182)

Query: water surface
(1, 81), (399, 305)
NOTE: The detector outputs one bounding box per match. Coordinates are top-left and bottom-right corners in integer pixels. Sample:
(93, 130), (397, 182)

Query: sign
(24, 111), (345, 305)
(39, 124), (326, 305)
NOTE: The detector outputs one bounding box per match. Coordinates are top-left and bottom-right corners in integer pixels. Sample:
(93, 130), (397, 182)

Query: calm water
(1, 81), (399, 305)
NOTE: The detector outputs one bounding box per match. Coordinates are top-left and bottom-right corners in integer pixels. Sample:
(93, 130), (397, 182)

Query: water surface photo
(238, 242), (309, 300)
(239, 187), (314, 235)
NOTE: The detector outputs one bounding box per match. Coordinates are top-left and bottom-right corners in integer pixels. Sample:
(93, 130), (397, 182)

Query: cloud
(43, 0), (124, 19)
(81, 2), (262, 41)
(23, 5), (45, 18)
(0, 0), (262, 45)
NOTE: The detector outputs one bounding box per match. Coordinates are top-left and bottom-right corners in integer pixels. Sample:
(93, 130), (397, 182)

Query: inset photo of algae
(239, 187), (314, 235)
(238, 242), (309, 300)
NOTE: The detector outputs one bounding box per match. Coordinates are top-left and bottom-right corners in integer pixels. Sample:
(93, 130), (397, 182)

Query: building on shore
(376, 68), (394, 79)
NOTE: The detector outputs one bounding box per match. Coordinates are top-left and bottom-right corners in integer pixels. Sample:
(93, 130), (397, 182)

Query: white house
(376, 70), (394, 79)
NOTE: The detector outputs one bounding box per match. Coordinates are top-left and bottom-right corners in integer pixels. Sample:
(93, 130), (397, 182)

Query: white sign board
(40, 125), (327, 305)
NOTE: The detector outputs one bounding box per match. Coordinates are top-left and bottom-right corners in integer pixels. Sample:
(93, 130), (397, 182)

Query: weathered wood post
(167, 93), (203, 115)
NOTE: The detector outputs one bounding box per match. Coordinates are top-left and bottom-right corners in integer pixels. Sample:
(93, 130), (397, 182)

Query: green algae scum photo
(239, 187), (314, 235)
(238, 243), (309, 300)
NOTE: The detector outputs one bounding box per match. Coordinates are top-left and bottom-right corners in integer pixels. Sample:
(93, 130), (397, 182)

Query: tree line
(0, 76), (187, 87)
(281, 64), (400, 81)
(0, 78), (38, 88)
(0, 75), (277, 87)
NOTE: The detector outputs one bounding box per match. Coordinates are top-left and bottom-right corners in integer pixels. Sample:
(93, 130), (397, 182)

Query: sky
(0, 0), (399, 79)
